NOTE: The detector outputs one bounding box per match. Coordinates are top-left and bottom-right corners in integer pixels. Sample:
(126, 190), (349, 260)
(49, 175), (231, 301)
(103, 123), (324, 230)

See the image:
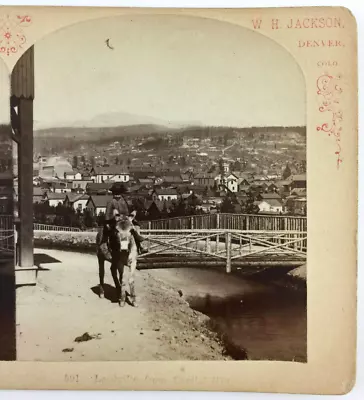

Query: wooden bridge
(138, 228), (306, 272)
(137, 214), (307, 272)
(1, 213), (307, 273)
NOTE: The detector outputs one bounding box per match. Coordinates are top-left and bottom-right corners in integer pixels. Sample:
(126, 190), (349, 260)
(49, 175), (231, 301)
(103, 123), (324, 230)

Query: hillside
(34, 123), (306, 156)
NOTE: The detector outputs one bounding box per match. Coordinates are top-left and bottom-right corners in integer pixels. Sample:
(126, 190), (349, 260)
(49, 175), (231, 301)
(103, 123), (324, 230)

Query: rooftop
(91, 166), (129, 175)
(88, 195), (113, 208)
(46, 192), (67, 201)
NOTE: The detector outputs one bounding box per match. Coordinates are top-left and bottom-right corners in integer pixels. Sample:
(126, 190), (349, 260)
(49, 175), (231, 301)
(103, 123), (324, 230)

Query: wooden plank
(11, 46), (34, 99)
(17, 98), (34, 269)
(226, 232), (232, 273)
(136, 260), (304, 269)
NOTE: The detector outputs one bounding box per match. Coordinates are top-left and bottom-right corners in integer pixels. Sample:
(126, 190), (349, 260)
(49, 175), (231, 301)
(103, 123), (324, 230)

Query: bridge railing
(33, 223), (82, 232)
(0, 214), (14, 255)
(3, 213), (308, 273)
(139, 213), (307, 232)
(30, 213), (306, 233)
(138, 229), (307, 273)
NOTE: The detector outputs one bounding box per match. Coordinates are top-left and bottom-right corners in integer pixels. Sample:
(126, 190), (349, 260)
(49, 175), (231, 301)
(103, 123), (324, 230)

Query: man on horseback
(103, 182), (148, 255)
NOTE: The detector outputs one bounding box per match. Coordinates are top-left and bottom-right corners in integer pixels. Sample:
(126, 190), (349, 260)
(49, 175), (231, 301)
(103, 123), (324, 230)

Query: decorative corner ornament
(316, 74), (343, 169)
(0, 14), (32, 56)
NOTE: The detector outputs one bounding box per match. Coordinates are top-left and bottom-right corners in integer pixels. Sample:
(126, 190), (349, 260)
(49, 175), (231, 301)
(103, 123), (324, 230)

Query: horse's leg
(98, 254), (105, 298)
(128, 258), (137, 307)
(117, 260), (126, 307)
(110, 255), (121, 302)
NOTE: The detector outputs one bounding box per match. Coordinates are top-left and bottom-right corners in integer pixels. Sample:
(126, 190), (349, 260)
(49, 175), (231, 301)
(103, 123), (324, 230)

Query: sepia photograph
(0, 2), (358, 394)
(1, 12), (309, 363)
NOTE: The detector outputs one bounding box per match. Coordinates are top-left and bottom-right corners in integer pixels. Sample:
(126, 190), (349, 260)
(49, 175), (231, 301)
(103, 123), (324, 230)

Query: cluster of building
(15, 154), (307, 221)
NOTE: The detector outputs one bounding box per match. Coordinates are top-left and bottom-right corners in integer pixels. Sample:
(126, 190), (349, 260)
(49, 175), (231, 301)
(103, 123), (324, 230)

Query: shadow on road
(34, 253), (61, 268)
(91, 284), (119, 303)
(91, 284), (133, 306)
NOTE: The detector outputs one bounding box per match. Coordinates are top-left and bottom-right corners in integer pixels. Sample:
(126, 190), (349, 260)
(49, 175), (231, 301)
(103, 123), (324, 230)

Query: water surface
(151, 267), (307, 362)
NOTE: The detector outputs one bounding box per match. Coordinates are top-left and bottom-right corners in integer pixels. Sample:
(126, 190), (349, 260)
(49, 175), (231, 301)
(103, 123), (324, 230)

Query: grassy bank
(34, 231), (98, 253)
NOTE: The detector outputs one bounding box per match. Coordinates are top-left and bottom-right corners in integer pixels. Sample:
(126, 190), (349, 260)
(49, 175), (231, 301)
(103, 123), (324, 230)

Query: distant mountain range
(35, 124), (306, 141)
(35, 111), (196, 133)
(34, 111), (305, 139)
(34, 124), (179, 140)
(33, 111), (306, 158)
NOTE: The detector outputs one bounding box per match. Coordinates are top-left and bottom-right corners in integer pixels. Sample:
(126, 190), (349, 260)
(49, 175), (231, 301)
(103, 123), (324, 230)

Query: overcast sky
(1, 14), (305, 129)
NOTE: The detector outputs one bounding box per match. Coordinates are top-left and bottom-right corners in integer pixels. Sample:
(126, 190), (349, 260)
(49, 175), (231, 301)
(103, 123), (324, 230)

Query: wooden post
(147, 221), (151, 251)
(216, 213), (220, 229)
(226, 232), (232, 273)
(216, 233), (220, 253)
(17, 98), (34, 270)
(206, 236), (211, 254)
(11, 46), (36, 284)
(14, 220), (19, 266)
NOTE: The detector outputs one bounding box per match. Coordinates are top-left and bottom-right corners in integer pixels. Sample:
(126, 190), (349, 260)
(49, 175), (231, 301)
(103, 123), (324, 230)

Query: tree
(161, 201), (169, 218)
(220, 196), (235, 214)
(83, 209), (96, 228)
(97, 212), (106, 226)
(72, 156), (78, 169)
(243, 193), (260, 214)
(218, 158), (224, 175)
(300, 160), (307, 173)
(33, 202), (53, 224)
(90, 156), (96, 168)
(186, 193), (201, 215)
(131, 198), (146, 220)
(223, 134), (228, 146)
(171, 198), (186, 217)
(283, 164), (292, 180)
(232, 160), (242, 171)
(80, 155), (86, 164)
(115, 156), (120, 165)
(286, 201), (295, 215)
(179, 156), (186, 167)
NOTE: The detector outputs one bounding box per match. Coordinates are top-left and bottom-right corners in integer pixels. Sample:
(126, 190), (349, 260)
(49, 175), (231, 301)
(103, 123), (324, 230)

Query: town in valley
(9, 123), (306, 228)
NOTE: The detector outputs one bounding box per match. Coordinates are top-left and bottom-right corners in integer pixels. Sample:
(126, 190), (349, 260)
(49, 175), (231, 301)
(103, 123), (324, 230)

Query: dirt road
(16, 248), (228, 361)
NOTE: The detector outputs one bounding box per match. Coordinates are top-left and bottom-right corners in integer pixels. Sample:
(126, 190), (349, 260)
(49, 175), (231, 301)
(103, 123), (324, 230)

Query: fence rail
(0, 213), (307, 266)
(0, 214), (14, 254)
(33, 223), (82, 232)
(139, 213), (307, 232)
(3, 213), (307, 235)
